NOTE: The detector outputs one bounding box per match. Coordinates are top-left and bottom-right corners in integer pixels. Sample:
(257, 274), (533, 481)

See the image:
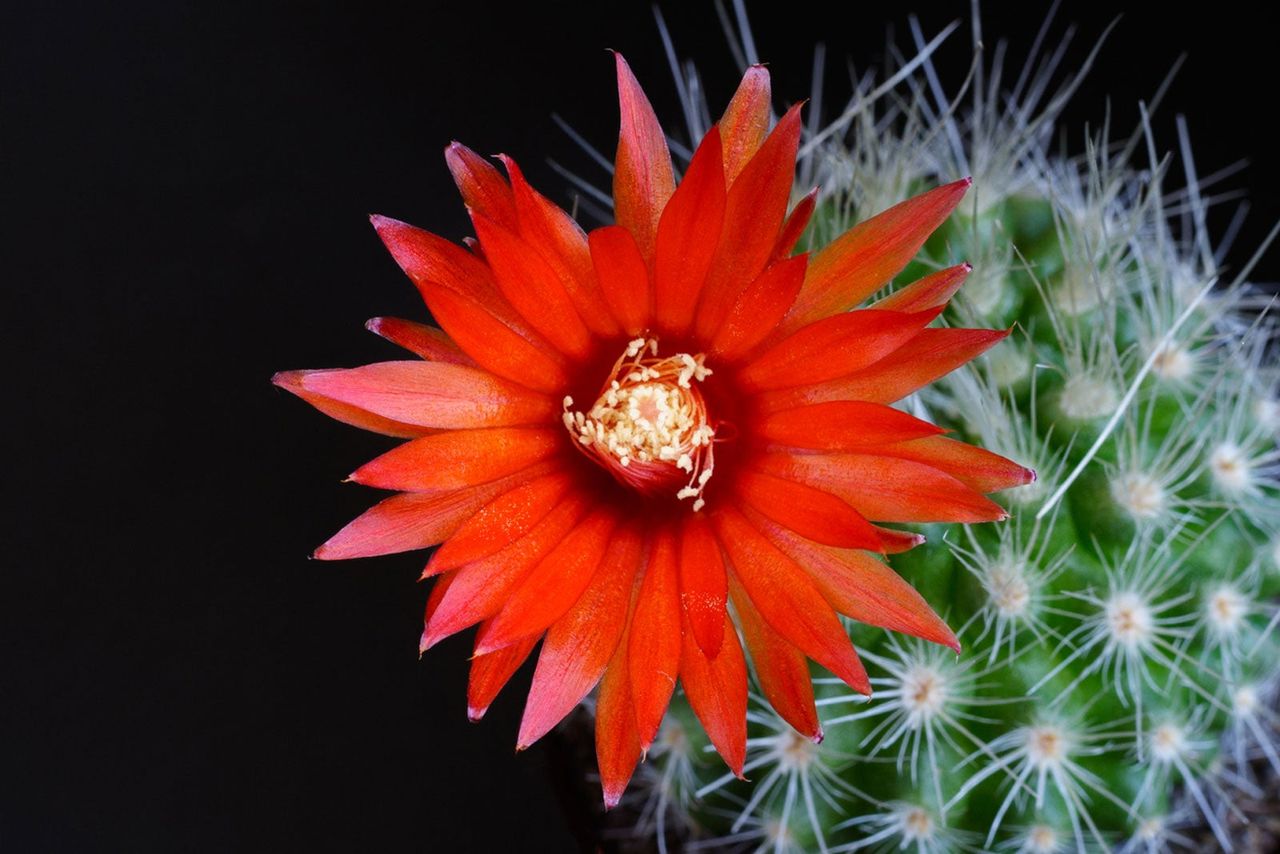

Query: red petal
(873, 263), (972, 313)
(517, 524), (644, 748)
(425, 471), (574, 575)
(773, 188), (817, 260)
(758, 328), (1010, 410)
(694, 105), (803, 341)
(757, 516), (959, 652)
(712, 507), (870, 694)
(866, 435), (1035, 493)
(756, 451), (1008, 523)
(653, 128), (726, 336)
(783, 178), (971, 332)
(730, 576), (821, 740)
(474, 509), (618, 654)
(471, 212), (592, 359)
(370, 215), (505, 316)
(422, 571), (457, 641)
(467, 633), (539, 722)
(739, 308), (940, 392)
(295, 362), (555, 430)
(678, 514), (728, 658)
(756, 401), (944, 450)
(499, 155), (619, 338)
(709, 254), (807, 363)
(421, 493), (588, 648)
(445, 142), (518, 231)
(588, 225), (651, 336)
(365, 317), (476, 365)
(679, 610), (747, 776)
(613, 53), (675, 263)
(596, 623), (642, 809)
(718, 65), (771, 184)
(419, 282), (569, 394)
(627, 527), (682, 748)
(350, 427), (560, 492)
(315, 481), (509, 561)
(272, 370), (431, 439)
(734, 469), (883, 551)
(872, 525), (927, 554)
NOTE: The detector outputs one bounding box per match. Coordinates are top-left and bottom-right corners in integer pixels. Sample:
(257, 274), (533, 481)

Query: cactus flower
(273, 54), (1032, 807)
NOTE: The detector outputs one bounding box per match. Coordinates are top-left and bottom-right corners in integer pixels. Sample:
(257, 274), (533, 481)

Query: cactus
(602, 10), (1280, 852)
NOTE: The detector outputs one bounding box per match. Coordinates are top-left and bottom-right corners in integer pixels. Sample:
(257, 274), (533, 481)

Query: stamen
(564, 338), (717, 509)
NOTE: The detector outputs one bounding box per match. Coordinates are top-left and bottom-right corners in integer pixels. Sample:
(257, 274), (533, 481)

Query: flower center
(562, 337), (716, 510)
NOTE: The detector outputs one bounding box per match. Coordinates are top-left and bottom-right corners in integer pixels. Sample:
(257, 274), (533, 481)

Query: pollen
(564, 338), (717, 510)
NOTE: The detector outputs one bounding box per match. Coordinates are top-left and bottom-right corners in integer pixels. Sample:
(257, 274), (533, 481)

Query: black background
(7, 2), (1278, 851)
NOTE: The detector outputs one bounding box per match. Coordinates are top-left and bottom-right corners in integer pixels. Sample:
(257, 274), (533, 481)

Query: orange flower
(274, 55), (1033, 807)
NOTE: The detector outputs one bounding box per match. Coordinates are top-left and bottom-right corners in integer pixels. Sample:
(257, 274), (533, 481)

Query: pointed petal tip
(961, 261), (973, 272)
(467, 706), (487, 723)
(602, 789), (624, 811)
(1024, 467), (1038, 484)
(811, 727), (825, 745)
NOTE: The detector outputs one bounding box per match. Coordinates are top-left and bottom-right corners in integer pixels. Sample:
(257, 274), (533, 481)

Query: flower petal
(295, 362), (556, 430)
(628, 527), (682, 748)
(350, 427), (560, 492)
(872, 263), (972, 313)
(445, 141), (519, 230)
(613, 52), (675, 262)
(756, 400), (944, 450)
(718, 65), (771, 184)
(499, 155), (619, 338)
(680, 610), (747, 776)
(756, 516), (959, 652)
(872, 525), (927, 554)
(653, 127), (726, 336)
(517, 524), (644, 749)
(713, 507), (870, 694)
(467, 633), (539, 722)
(678, 514), (728, 659)
(474, 508), (618, 655)
(471, 211), (593, 359)
(739, 308), (940, 392)
(773, 187), (817, 260)
(421, 492), (588, 648)
(418, 282), (569, 394)
(734, 469), (884, 551)
(588, 225), (651, 336)
(730, 575), (821, 741)
(709, 254), (807, 362)
(370, 214), (507, 318)
(424, 471), (574, 575)
(596, 624), (642, 810)
(865, 435), (1036, 493)
(272, 370), (431, 438)
(365, 316), (476, 365)
(783, 178), (971, 332)
(694, 105), (803, 341)
(756, 327), (1008, 410)
(756, 451), (1008, 523)
(315, 480), (510, 561)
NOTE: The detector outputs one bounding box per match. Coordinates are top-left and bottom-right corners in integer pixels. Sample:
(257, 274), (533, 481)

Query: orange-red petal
(739, 307), (940, 392)
(678, 514), (728, 659)
(653, 127), (726, 336)
(517, 524), (643, 749)
(365, 317), (475, 365)
(873, 263), (972, 313)
(272, 370), (431, 439)
(467, 632), (539, 722)
(756, 400), (944, 450)
(734, 469), (884, 551)
(474, 509), (618, 654)
(425, 471), (573, 576)
(445, 141), (519, 231)
(612, 53), (675, 263)
(866, 435), (1036, 493)
(730, 576), (821, 740)
(718, 65), (771, 184)
(773, 187), (817, 260)
(783, 178), (971, 332)
(628, 527), (682, 748)
(293, 362), (555, 430)
(713, 507), (870, 694)
(596, 622), (642, 810)
(709, 254), (807, 362)
(588, 225), (651, 336)
(679, 610), (747, 776)
(350, 427), (559, 492)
